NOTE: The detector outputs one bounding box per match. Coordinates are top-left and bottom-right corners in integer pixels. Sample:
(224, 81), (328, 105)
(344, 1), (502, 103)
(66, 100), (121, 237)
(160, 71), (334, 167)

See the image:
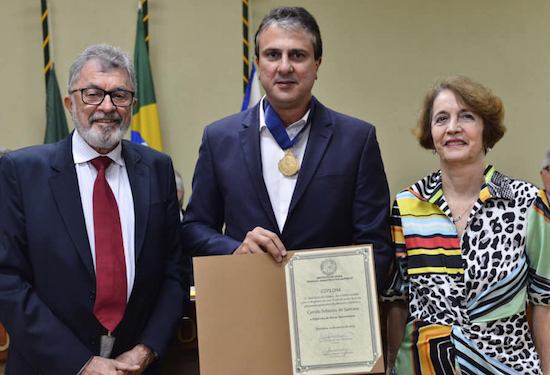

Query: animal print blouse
(382, 165), (550, 375)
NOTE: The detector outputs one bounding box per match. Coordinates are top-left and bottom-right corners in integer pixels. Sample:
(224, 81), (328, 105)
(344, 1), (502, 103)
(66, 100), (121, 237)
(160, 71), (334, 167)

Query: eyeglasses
(69, 88), (135, 107)
(543, 166), (550, 173)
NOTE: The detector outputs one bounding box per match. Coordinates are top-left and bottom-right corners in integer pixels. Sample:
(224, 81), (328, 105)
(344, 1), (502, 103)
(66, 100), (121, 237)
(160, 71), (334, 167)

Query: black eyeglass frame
(543, 166), (550, 173)
(69, 87), (135, 107)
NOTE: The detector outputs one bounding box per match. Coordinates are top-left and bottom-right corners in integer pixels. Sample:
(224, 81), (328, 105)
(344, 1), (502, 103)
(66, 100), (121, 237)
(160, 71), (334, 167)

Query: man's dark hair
(255, 7), (322, 61)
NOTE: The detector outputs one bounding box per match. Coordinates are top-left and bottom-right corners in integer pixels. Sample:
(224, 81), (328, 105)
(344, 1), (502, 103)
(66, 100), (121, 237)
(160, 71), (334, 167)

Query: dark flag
(44, 64), (69, 144)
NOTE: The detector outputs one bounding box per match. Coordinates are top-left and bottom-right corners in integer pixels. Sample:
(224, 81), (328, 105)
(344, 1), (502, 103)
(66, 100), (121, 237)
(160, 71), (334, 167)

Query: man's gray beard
(72, 101), (130, 151)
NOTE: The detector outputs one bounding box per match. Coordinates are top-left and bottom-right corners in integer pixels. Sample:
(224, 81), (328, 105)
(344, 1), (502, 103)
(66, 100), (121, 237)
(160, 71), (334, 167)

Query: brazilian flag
(132, 6), (163, 152)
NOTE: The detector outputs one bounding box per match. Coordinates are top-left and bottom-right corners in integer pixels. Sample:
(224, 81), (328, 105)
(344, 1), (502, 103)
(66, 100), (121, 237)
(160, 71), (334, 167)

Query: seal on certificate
(320, 259), (337, 276)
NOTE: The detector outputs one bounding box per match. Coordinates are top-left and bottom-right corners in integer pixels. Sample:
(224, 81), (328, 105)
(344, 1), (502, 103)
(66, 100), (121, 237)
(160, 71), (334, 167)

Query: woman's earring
(432, 149), (437, 156)
(485, 146), (491, 153)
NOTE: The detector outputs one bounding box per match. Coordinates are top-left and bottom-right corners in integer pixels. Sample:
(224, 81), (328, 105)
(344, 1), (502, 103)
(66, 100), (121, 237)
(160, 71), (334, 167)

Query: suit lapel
(122, 141), (149, 261)
(239, 104), (279, 232)
(49, 136), (95, 280)
(288, 98), (333, 216)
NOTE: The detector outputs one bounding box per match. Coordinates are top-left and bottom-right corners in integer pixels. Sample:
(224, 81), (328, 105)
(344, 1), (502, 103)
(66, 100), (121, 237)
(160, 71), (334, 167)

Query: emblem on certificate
(278, 149), (300, 176)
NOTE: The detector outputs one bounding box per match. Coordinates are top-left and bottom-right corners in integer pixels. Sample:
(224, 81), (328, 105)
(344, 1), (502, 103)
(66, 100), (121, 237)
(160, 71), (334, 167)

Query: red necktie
(91, 157), (127, 332)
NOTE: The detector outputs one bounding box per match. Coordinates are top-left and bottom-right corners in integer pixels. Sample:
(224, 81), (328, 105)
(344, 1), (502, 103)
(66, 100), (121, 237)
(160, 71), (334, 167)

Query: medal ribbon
(264, 99), (315, 150)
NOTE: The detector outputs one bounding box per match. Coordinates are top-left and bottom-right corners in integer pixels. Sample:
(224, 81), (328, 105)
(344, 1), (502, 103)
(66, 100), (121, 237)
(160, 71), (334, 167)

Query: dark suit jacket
(182, 97), (392, 290)
(0, 136), (189, 374)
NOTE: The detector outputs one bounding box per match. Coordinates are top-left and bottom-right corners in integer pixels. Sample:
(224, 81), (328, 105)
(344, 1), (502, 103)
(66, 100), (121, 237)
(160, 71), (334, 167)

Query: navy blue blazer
(0, 136), (189, 374)
(182, 97), (392, 291)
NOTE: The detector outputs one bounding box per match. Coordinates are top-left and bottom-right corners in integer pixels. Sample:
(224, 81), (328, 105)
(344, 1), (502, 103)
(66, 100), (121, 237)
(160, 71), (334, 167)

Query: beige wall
(1, 0), (549, 203)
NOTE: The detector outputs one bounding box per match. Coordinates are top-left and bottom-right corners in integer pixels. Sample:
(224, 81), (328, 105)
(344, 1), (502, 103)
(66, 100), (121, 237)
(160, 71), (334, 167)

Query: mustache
(275, 75), (298, 83)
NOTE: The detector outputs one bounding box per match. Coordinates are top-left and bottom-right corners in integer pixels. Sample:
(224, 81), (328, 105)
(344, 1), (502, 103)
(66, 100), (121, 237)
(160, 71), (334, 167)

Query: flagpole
(141, 0), (149, 53)
(242, 0), (250, 96)
(240, 0), (261, 111)
(40, 0), (51, 85)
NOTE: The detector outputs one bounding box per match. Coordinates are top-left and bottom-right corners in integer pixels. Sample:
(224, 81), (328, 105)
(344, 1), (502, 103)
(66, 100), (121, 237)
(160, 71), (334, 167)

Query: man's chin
(90, 121), (123, 133)
(88, 136), (120, 151)
(80, 127), (128, 151)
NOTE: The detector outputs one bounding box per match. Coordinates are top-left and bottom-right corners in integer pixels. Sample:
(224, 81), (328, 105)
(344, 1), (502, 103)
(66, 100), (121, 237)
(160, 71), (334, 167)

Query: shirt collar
(72, 129), (125, 166)
(259, 96), (310, 137)
(408, 165), (514, 205)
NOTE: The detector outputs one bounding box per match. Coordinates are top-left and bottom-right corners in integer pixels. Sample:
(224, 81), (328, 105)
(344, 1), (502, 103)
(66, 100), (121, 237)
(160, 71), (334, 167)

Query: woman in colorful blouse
(383, 76), (550, 375)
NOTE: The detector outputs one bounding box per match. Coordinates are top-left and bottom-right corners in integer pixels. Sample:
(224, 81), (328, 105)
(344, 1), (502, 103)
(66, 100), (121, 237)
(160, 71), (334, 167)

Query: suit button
(90, 291), (96, 299)
(90, 336), (96, 345)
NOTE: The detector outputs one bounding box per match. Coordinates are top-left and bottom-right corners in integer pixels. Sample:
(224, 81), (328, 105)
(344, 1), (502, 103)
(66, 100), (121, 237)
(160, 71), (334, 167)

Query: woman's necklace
(451, 199), (477, 223)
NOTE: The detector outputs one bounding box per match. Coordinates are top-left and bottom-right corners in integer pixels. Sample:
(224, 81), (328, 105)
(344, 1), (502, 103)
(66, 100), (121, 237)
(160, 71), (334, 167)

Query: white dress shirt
(72, 131), (135, 300)
(259, 96), (311, 232)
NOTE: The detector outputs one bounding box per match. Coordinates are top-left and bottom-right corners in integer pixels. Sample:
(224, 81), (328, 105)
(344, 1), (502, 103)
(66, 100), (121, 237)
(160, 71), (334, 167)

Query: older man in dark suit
(0, 44), (188, 375)
(182, 7), (392, 291)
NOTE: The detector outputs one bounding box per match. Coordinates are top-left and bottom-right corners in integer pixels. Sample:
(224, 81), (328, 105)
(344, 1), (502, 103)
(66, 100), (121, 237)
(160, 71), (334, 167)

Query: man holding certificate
(183, 6), (392, 292)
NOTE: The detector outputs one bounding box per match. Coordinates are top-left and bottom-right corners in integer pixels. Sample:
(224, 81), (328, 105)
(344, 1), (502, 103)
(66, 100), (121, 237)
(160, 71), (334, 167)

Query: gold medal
(278, 149), (300, 176)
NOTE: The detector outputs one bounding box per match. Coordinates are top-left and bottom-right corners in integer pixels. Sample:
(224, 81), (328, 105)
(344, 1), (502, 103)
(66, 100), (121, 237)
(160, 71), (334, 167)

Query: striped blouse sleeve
(526, 190), (550, 305)
(380, 199), (409, 302)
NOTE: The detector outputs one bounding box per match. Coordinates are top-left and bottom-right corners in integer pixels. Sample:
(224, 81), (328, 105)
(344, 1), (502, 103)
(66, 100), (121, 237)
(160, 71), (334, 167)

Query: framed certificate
(285, 246), (382, 374)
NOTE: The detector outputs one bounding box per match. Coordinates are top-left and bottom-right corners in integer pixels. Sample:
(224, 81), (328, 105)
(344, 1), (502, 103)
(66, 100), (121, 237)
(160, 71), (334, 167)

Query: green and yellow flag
(131, 5), (163, 152)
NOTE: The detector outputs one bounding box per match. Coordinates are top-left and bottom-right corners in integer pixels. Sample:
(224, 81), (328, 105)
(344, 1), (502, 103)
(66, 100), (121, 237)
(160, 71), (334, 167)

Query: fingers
(233, 227), (287, 262)
(112, 359), (141, 372)
(115, 344), (155, 371)
(82, 357), (141, 375)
